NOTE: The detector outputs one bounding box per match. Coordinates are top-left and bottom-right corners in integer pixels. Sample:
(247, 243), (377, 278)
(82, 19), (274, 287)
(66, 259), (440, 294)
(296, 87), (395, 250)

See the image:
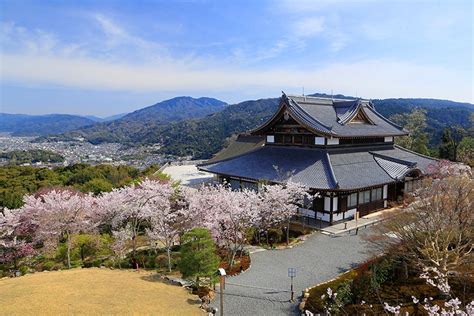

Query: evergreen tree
(439, 126), (465, 161)
(439, 128), (456, 160)
(178, 228), (219, 286)
(392, 108), (430, 155)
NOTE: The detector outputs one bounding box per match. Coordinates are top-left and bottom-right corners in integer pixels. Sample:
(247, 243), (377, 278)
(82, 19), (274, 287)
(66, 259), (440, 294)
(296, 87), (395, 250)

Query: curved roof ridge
(370, 151), (417, 167)
(287, 96), (335, 133)
(373, 155), (422, 180)
(337, 100), (376, 125)
(325, 151), (339, 188)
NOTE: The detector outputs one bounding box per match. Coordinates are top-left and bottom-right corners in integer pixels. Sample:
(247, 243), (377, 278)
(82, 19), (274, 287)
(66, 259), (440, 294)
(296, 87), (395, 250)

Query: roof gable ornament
(337, 100), (376, 125)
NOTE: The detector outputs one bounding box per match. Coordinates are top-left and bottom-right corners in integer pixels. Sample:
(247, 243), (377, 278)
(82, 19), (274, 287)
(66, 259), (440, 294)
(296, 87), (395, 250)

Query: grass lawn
(0, 268), (202, 315)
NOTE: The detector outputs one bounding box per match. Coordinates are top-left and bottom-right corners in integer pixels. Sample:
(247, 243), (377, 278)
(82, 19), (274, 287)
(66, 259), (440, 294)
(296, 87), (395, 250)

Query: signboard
(288, 268), (296, 278)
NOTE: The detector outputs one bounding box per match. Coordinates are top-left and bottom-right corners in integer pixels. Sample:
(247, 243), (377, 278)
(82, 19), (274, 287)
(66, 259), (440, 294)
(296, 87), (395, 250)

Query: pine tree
(178, 228), (220, 286)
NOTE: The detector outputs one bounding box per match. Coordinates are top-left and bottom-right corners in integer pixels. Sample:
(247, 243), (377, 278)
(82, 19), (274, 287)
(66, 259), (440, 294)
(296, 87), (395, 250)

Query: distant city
(0, 134), (168, 168)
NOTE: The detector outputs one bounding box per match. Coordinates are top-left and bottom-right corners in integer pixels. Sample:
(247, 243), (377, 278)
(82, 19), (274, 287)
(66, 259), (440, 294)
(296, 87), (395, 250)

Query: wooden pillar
(329, 193), (334, 225)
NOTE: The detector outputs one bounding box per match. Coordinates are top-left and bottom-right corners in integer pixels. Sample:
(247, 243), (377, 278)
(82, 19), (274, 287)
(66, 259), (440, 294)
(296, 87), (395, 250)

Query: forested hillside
(56, 96), (227, 144)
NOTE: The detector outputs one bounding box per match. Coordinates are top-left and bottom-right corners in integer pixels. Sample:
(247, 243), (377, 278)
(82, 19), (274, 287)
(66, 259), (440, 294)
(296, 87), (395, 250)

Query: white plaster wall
(315, 137), (325, 145)
(333, 212), (344, 221)
(327, 138), (340, 145)
(384, 136), (394, 142)
(324, 196), (331, 211)
(332, 197), (338, 211)
(266, 135), (275, 143)
(316, 212), (331, 222)
(383, 184), (388, 199)
(298, 208), (315, 218)
(345, 208), (357, 219)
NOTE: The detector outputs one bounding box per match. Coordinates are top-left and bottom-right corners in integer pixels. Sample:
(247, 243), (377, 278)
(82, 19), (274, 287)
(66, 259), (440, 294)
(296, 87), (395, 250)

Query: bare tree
(370, 174), (473, 275)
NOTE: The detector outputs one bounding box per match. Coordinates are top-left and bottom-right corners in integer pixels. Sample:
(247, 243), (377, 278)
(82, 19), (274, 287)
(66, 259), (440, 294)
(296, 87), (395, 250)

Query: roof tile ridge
(370, 151), (417, 167)
(288, 97), (335, 133)
(371, 154), (399, 180)
(324, 150), (339, 189)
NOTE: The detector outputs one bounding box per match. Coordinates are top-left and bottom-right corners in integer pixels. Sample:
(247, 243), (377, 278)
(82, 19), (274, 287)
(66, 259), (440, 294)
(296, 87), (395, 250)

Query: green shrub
(41, 261), (56, 271)
(19, 266), (29, 276)
(267, 228), (283, 244)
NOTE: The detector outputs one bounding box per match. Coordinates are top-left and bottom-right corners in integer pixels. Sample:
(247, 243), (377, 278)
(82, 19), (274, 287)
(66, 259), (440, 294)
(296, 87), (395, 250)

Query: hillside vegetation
(0, 149), (64, 165)
(55, 96), (227, 144)
(0, 164), (160, 209)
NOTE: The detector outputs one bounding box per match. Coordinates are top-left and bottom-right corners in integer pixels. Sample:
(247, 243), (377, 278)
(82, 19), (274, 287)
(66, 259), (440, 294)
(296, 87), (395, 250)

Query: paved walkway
(319, 207), (400, 236)
(161, 164), (214, 188)
(211, 229), (374, 316)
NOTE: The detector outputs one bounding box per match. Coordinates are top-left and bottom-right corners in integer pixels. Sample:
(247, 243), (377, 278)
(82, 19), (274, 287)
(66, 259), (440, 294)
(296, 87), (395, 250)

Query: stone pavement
(319, 207), (400, 236)
(211, 229), (375, 316)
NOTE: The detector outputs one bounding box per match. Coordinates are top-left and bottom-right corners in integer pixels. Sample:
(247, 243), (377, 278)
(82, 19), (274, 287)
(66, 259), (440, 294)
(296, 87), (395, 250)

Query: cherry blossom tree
(146, 185), (192, 272)
(23, 189), (94, 269)
(95, 179), (180, 258)
(189, 184), (260, 266)
(258, 180), (308, 245)
(0, 209), (35, 273)
(111, 226), (132, 269)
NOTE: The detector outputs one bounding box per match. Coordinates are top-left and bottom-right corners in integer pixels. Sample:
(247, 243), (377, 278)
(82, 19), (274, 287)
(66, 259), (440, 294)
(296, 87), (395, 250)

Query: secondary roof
(199, 145), (436, 191)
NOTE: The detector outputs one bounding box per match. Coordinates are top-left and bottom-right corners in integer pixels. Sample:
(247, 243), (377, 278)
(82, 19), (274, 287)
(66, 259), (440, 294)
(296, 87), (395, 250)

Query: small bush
(267, 228), (283, 244)
(19, 266), (29, 276)
(41, 261), (56, 271)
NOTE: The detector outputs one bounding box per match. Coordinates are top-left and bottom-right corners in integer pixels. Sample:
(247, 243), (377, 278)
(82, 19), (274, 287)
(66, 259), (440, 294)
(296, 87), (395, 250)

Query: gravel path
(211, 230), (374, 316)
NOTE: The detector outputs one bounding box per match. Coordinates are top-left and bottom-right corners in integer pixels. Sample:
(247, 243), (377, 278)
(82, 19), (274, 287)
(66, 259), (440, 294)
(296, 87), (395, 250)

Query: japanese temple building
(198, 93), (436, 225)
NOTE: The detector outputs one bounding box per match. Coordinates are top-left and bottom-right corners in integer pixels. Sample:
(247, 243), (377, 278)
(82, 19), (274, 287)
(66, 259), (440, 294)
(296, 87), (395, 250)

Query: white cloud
(1, 18), (472, 104)
(292, 17), (325, 38)
(2, 52), (472, 103)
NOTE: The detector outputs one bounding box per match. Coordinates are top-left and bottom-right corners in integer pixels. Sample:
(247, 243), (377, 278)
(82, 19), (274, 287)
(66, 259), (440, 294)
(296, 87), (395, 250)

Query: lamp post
(288, 267), (296, 302)
(217, 268), (226, 316)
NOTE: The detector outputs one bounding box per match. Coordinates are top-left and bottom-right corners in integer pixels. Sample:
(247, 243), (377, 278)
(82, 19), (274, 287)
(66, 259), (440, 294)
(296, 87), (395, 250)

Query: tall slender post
(288, 267), (296, 302)
(217, 268), (226, 316)
(219, 275), (224, 316)
(290, 276), (294, 302)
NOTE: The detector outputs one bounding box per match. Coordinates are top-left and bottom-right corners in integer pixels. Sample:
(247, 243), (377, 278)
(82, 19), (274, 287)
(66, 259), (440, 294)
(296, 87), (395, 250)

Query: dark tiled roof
(200, 146), (337, 189)
(205, 135), (265, 164)
(328, 150), (395, 189)
(285, 95), (407, 137)
(200, 144), (437, 191)
(371, 146), (436, 173)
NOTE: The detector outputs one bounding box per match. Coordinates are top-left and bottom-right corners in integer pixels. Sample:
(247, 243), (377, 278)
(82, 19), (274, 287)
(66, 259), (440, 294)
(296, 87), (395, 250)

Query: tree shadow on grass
(140, 274), (162, 283)
(186, 298), (201, 306)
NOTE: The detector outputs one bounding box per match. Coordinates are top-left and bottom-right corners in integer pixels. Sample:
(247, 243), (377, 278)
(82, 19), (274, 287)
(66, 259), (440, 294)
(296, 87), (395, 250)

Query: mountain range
(2, 93), (473, 159)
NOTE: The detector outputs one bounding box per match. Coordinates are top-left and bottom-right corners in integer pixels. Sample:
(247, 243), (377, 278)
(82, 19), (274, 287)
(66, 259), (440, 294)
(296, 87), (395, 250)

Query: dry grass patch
(0, 268), (202, 316)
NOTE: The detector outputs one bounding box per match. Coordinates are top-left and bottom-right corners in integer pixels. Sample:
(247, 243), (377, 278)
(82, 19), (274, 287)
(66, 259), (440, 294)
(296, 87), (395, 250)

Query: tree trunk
(167, 247), (172, 272)
(66, 233), (72, 269)
(286, 218), (290, 246)
(132, 234), (137, 258)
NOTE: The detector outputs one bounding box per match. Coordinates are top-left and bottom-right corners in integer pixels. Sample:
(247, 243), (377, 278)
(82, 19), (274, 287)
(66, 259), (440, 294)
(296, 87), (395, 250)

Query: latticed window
(348, 193), (358, 207)
(371, 187), (383, 201)
(359, 190), (371, 204)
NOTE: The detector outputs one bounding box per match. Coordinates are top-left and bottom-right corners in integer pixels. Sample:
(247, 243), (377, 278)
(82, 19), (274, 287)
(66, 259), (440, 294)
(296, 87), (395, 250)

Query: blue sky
(0, 0), (472, 116)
